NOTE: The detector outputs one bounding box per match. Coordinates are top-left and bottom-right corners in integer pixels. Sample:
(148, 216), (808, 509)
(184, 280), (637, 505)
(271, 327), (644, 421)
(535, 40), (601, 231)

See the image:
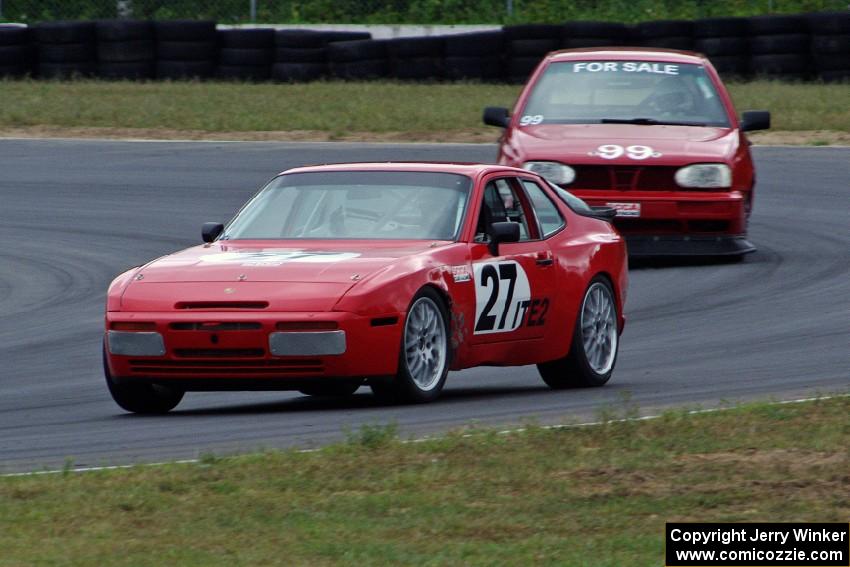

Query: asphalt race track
(0, 139), (847, 473)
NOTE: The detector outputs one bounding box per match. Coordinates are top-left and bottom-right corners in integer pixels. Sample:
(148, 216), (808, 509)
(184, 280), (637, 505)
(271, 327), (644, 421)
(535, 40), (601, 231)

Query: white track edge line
(2, 392), (847, 478)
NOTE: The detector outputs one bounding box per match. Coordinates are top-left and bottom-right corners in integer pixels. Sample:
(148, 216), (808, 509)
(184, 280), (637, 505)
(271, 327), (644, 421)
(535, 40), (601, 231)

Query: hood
(118, 241), (445, 312)
(135, 241), (441, 284)
(510, 124), (737, 166)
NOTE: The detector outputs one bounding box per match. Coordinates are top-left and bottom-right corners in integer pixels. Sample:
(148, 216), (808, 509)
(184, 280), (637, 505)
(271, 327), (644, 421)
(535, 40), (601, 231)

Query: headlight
(674, 164), (732, 188)
(522, 161), (576, 185)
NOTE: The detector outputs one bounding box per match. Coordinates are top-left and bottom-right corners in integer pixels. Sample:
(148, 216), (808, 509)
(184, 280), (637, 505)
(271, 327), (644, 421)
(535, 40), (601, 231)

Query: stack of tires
(272, 30), (370, 82)
(504, 24), (561, 83)
(217, 28), (274, 81)
(561, 21), (629, 49)
(693, 17), (750, 78)
(95, 20), (155, 80)
(808, 11), (850, 82)
(154, 20), (216, 80)
(328, 39), (388, 80)
(633, 19), (694, 50)
(387, 36), (444, 80)
(0, 25), (31, 78)
(748, 14), (811, 80)
(443, 30), (504, 81)
(33, 21), (96, 78)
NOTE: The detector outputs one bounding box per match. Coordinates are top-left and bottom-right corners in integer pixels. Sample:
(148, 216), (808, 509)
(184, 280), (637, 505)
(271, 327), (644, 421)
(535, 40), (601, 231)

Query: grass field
(1, 396), (847, 566)
(0, 79), (848, 143)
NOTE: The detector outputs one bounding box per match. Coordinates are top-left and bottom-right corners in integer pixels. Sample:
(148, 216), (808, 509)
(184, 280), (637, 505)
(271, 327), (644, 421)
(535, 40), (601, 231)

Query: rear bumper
(573, 190), (748, 239)
(104, 310), (403, 385)
(626, 235), (756, 257)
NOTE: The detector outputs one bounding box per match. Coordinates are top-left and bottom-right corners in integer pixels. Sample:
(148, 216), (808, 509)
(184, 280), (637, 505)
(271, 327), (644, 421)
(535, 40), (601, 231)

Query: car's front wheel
(370, 287), (450, 403)
(103, 348), (184, 414)
(538, 277), (619, 388)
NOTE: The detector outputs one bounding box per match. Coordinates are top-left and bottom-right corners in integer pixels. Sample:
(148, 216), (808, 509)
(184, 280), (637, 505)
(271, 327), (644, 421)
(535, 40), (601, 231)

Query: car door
(469, 175), (555, 345)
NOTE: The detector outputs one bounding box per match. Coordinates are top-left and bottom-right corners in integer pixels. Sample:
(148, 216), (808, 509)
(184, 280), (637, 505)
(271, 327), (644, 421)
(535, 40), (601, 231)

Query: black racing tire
(218, 28), (274, 48)
(323, 31), (372, 43)
(634, 19), (694, 39)
(509, 38), (559, 56)
(818, 69), (850, 82)
(386, 36), (444, 58)
(444, 55), (503, 80)
(749, 34), (810, 55)
(329, 58), (387, 79)
(0, 44), (29, 64)
(369, 287), (450, 404)
(327, 39), (387, 62)
(156, 60), (214, 79)
(0, 26), (29, 46)
(104, 350), (184, 414)
(37, 61), (96, 78)
(97, 40), (155, 62)
(219, 47), (272, 66)
(0, 64), (29, 77)
(507, 56), (543, 82)
(274, 47), (326, 63)
(98, 61), (155, 79)
(808, 11), (850, 35)
(503, 24), (562, 41)
(695, 37), (749, 56)
(216, 64), (271, 81)
(813, 53), (850, 71)
(156, 41), (216, 61)
(154, 20), (216, 42)
(37, 42), (95, 63)
(32, 21), (96, 44)
(298, 380), (363, 397)
(562, 21), (628, 39)
(271, 62), (326, 81)
(748, 14), (807, 35)
(562, 37), (622, 49)
(537, 277), (619, 389)
(811, 34), (850, 53)
(708, 55), (750, 77)
(95, 20), (153, 42)
(444, 31), (503, 56)
(750, 53), (810, 76)
(694, 17), (749, 38)
(641, 36), (694, 50)
(275, 30), (328, 48)
(389, 56), (442, 80)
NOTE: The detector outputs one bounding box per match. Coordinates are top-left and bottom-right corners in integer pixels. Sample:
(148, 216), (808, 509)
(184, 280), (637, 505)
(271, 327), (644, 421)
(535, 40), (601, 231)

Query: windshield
(520, 61), (730, 127)
(222, 171), (472, 240)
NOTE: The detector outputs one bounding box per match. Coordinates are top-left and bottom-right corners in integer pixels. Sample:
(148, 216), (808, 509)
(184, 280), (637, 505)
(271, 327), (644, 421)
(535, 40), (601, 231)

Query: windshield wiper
(600, 118), (707, 127)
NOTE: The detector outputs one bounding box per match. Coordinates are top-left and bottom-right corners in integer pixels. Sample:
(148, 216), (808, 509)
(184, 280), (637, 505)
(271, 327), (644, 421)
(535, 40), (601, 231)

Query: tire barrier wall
(0, 12), (847, 82)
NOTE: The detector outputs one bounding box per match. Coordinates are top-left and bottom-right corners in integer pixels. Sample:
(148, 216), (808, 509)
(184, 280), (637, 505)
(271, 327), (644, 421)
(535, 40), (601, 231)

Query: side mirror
(741, 110), (770, 132)
(488, 221), (520, 256)
(202, 222), (224, 243)
(483, 106), (510, 128)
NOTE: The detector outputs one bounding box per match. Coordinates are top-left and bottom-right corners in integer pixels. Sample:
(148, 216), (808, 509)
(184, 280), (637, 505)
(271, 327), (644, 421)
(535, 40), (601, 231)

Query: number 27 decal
(473, 261), (548, 334)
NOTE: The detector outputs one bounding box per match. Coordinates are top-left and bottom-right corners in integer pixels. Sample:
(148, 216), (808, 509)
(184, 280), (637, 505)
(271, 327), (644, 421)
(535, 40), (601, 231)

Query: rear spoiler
(588, 206), (617, 222)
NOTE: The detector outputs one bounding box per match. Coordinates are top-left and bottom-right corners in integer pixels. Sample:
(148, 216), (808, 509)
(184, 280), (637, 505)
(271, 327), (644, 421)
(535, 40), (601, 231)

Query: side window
(475, 178), (533, 243)
(521, 179), (565, 238)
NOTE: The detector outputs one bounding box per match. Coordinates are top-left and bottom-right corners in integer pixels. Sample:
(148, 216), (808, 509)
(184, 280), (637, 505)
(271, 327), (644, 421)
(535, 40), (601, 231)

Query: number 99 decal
(473, 261), (532, 334)
(588, 144), (662, 160)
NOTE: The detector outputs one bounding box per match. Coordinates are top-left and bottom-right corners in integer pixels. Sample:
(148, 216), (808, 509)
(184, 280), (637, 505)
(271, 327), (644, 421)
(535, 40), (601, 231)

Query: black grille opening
(174, 349), (265, 358)
(169, 322), (263, 331)
(175, 301), (269, 310)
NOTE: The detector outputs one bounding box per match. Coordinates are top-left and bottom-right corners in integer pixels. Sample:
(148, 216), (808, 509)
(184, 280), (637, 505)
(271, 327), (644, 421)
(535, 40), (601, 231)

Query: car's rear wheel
(299, 380), (363, 397)
(370, 288), (450, 403)
(103, 348), (184, 414)
(538, 277), (619, 388)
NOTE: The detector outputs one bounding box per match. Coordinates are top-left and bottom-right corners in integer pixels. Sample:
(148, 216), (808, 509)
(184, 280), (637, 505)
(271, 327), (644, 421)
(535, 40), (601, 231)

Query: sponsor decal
(473, 261), (548, 334)
(199, 250), (360, 266)
(606, 202), (641, 217)
(450, 265), (472, 283)
(588, 144), (663, 160)
(573, 61), (679, 75)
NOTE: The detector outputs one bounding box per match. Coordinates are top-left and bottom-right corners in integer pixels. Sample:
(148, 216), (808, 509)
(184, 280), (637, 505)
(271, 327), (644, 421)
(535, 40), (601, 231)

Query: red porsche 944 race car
(484, 48), (771, 257)
(104, 163), (627, 413)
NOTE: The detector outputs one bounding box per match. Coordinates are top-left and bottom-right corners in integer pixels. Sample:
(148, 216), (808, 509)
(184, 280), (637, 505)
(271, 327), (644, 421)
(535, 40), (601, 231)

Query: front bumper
(105, 310), (402, 387)
(573, 190), (748, 241)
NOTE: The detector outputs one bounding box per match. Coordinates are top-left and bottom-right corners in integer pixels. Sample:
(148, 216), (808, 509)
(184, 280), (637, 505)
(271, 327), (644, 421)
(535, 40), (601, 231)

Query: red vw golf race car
(484, 48), (771, 257)
(103, 163), (627, 413)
